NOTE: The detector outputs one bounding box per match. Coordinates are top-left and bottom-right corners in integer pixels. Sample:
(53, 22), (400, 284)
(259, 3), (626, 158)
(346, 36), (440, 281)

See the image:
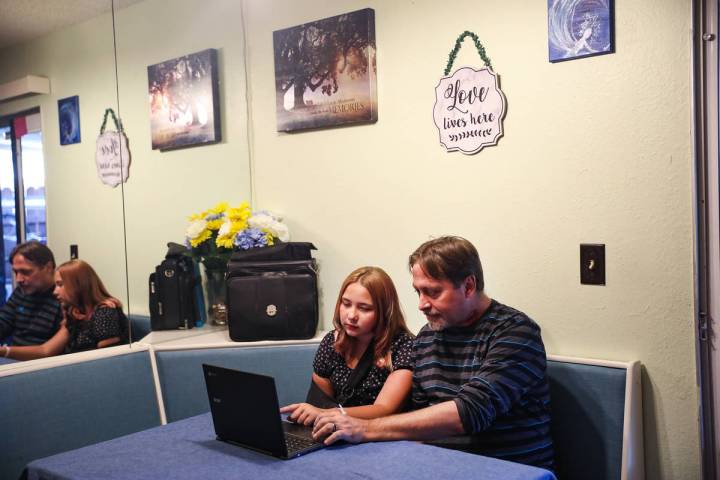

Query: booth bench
(0, 323), (643, 480)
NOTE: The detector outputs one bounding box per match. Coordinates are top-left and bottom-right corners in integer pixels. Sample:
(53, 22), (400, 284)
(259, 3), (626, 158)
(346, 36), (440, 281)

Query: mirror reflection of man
(0, 241), (62, 348)
(312, 236), (554, 471)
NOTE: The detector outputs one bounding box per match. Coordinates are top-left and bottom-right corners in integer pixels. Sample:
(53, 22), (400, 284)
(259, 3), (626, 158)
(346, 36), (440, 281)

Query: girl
(0, 260), (127, 360)
(281, 266), (414, 424)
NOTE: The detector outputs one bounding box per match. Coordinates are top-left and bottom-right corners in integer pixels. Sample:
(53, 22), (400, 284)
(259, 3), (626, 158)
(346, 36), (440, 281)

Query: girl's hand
(279, 403), (325, 426)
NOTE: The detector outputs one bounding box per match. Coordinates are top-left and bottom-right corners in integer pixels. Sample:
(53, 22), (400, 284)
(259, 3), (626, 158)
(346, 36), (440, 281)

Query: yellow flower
(209, 202), (228, 215)
(216, 218), (247, 248)
(204, 202), (229, 231)
(227, 202), (251, 223)
(189, 229), (212, 248)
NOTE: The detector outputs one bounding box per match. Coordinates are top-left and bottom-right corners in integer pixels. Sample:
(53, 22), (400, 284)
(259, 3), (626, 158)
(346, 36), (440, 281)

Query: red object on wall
(13, 116), (27, 138)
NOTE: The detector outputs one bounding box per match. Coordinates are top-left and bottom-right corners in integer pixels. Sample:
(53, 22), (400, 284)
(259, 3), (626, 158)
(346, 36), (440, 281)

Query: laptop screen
(203, 364), (288, 457)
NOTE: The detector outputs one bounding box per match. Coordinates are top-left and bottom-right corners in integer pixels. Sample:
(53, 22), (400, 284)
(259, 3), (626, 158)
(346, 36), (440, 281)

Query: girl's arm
(312, 372), (334, 397)
(340, 368), (413, 419)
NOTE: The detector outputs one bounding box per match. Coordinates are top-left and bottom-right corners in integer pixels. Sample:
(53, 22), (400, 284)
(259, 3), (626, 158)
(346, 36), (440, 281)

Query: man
(0, 241), (62, 347)
(313, 236), (554, 470)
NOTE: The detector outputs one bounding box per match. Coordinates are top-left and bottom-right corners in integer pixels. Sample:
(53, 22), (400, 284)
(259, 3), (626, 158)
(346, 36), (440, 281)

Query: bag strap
(336, 339), (375, 405)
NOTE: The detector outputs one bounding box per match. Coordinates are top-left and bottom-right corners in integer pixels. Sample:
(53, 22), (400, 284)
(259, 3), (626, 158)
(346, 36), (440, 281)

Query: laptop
(202, 364), (325, 459)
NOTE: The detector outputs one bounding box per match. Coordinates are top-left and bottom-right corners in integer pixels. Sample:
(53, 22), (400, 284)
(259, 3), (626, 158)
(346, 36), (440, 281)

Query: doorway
(0, 109), (48, 301)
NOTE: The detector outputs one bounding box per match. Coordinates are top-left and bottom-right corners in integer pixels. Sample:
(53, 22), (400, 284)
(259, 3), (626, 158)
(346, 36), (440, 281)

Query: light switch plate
(580, 244), (605, 285)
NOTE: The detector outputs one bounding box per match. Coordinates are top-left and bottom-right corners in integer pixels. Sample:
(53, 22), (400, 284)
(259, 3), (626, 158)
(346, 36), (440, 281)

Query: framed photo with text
(273, 8), (378, 132)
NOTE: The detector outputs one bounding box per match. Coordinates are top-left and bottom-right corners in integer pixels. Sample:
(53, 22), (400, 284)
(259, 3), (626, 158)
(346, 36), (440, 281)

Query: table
(26, 414), (556, 480)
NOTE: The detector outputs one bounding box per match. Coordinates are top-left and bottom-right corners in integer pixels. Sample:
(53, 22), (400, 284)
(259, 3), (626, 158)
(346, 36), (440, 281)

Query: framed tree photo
(273, 8), (378, 132)
(548, 0), (614, 62)
(147, 48), (221, 150)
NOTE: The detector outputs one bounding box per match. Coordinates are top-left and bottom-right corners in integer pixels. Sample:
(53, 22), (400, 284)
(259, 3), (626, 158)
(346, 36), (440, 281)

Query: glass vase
(203, 265), (227, 326)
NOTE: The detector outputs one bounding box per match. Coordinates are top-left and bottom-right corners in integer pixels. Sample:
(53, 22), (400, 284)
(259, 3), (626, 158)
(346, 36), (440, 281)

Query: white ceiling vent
(0, 75), (50, 102)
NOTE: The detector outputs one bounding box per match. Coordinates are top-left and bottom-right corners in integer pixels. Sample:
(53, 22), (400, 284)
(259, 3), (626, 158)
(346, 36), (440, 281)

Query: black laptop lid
(203, 364), (287, 457)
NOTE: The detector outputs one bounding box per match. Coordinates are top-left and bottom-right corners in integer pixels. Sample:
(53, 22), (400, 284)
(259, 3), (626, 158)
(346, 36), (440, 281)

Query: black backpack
(149, 243), (199, 330)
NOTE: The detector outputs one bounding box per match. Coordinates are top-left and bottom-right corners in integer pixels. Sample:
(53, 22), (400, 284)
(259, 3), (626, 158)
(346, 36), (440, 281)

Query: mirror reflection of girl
(281, 266), (415, 424)
(0, 260), (127, 361)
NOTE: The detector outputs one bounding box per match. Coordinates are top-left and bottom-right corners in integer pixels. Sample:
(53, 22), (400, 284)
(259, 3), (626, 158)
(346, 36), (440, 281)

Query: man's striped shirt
(0, 287), (62, 346)
(412, 299), (554, 470)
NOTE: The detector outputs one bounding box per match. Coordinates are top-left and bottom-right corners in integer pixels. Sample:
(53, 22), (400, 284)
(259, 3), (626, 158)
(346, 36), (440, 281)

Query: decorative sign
(95, 109), (130, 187)
(433, 66), (505, 154)
(433, 31), (507, 155)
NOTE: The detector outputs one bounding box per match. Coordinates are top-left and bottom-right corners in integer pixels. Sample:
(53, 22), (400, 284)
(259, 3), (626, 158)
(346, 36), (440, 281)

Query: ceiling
(0, 0), (143, 50)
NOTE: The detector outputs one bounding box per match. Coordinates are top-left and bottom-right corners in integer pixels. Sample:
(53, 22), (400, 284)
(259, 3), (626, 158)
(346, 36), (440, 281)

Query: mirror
(0, 1), (133, 363)
(112, 0), (252, 340)
(0, 0), (256, 362)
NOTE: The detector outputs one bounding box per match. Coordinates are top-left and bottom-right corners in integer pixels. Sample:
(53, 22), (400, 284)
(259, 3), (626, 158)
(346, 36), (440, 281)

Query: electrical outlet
(580, 244), (605, 285)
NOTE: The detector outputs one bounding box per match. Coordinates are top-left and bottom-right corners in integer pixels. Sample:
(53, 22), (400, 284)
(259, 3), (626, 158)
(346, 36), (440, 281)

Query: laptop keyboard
(285, 433), (317, 455)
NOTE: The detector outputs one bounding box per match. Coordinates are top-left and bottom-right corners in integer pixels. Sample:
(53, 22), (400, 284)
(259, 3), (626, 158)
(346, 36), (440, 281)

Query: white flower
(185, 219), (207, 240)
(273, 222), (290, 242)
(248, 212), (290, 242)
(218, 220), (232, 238)
(248, 213), (275, 230)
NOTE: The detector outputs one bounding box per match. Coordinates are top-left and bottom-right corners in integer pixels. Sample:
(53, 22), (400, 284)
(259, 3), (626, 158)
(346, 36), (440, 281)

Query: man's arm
(0, 324), (69, 360)
(314, 315), (548, 445)
(451, 316), (547, 434)
(312, 399), (465, 444)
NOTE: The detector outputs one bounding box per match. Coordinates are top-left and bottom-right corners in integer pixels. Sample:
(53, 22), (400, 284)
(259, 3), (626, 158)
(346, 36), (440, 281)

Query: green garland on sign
(99, 108), (124, 134)
(444, 30), (493, 76)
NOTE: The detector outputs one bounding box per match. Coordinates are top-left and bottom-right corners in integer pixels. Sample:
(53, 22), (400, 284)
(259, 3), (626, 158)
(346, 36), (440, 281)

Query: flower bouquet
(184, 201), (289, 324)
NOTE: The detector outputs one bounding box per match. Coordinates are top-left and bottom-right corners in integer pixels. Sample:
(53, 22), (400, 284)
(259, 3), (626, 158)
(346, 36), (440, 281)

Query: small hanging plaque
(433, 31), (506, 155)
(95, 108), (130, 187)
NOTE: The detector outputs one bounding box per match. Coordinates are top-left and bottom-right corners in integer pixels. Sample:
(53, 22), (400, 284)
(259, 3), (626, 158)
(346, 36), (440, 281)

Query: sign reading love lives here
(95, 131), (130, 187)
(432, 66), (506, 155)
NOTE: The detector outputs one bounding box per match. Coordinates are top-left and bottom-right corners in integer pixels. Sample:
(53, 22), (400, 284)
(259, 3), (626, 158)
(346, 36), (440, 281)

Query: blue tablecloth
(26, 413), (556, 480)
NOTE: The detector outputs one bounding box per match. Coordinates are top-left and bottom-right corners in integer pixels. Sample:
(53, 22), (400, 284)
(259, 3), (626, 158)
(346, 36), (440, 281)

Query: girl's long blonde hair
(57, 260), (121, 316)
(333, 266), (412, 369)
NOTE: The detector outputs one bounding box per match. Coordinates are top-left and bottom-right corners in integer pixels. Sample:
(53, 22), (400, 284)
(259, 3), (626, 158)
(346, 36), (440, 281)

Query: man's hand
(312, 411), (369, 445)
(279, 403), (325, 426)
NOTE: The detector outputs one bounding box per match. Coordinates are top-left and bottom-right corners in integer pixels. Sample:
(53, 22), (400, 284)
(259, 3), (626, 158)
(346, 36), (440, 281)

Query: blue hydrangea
(233, 227), (268, 250)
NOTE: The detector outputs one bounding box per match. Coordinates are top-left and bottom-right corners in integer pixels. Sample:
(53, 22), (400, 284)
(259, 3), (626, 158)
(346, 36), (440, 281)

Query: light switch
(580, 244), (605, 285)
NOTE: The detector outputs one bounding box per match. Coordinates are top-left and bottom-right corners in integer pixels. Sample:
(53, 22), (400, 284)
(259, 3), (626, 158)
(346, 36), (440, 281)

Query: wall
(0, 0), (700, 478)
(244, 0), (697, 478)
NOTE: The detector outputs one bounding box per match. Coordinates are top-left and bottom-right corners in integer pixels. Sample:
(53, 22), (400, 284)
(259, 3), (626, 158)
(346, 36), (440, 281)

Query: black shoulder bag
(306, 340), (375, 408)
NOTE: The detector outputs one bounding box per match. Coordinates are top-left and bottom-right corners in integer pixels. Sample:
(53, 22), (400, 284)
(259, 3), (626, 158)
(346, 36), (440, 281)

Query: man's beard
(426, 315), (447, 331)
